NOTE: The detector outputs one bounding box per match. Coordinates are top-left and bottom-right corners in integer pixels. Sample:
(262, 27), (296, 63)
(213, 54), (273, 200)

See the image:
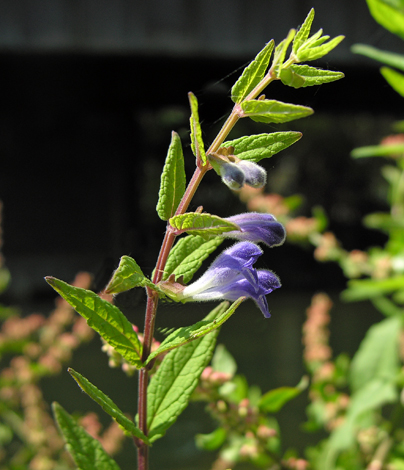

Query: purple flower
(181, 241), (281, 317)
(223, 212), (286, 247)
(208, 152), (267, 190)
(237, 160), (267, 188)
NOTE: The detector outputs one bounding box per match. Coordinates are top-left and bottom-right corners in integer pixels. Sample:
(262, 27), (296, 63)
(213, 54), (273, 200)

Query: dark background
(0, 1), (403, 469)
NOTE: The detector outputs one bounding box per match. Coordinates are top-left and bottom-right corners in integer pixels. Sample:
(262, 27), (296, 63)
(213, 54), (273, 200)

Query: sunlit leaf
(147, 309), (220, 442)
(46, 277), (142, 367)
(366, 0), (404, 40)
(352, 44), (404, 72)
(105, 256), (156, 294)
(169, 212), (239, 239)
(195, 427), (227, 451)
(292, 9), (315, 54)
(296, 35), (344, 62)
(52, 402), (121, 470)
(259, 376), (308, 412)
(189, 92), (206, 165)
(280, 64), (344, 88)
(68, 368), (150, 444)
(350, 315), (401, 391)
(231, 40), (275, 103)
(272, 29), (296, 76)
(163, 235), (224, 283)
(381, 66), (404, 97)
(240, 99), (313, 124)
(223, 131), (302, 163)
(156, 131), (186, 220)
(145, 299), (244, 365)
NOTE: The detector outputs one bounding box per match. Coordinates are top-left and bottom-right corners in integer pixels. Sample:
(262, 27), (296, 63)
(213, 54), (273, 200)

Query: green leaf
(147, 311), (220, 442)
(164, 235), (224, 283)
(145, 298), (243, 365)
(156, 131), (186, 221)
(163, 235), (209, 280)
(327, 378), (398, 455)
(169, 212), (239, 239)
(223, 131), (302, 163)
(240, 99), (313, 124)
(351, 44), (404, 72)
(381, 66), (404, 97)
(350, 315), (401, 391)
(46, 277), (143, 367)
(188, 92), (206, 165)
(231, 40), (275, 103)
(195, 427), (227, 451)
(363, 212), (404, 231)
(52, 402), (121, 470)
(212, 344), (237, 377)
(296, 35), (344, 62)
(68, 368), (150, 445)
(105, 256), (155, 294)
(259, 376), (308, 413)
(366, 0), (404, 40)
(351, 143), (404, 158)
(272, 29), (296, 76)
(342, 275), (404, 301)
(292, 9), (315, 54)
(280, 64), (344, 88)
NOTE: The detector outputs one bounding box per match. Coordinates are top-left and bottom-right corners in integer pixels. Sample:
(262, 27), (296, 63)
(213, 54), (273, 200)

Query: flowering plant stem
(137, 105), (244, 470)
(42, 11), (345, 469)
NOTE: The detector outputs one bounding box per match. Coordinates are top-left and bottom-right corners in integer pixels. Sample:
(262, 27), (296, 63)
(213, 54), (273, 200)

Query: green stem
(136, 68), (277, 468)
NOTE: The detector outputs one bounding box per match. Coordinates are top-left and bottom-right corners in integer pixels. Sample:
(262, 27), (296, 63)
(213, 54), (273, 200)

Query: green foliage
(231, 40), (275, 103)
(145, 299), (244, 365)
(272, 28), (296, 76)
(240, 99), (313, 124)
(351, 142), (404, 157)
(52, 402), (121, 470)
(147, 314), (220, 442)
(280, 65), (344, 88)
(366, 0), (404, 39)
(223, 131), (302, 163)
(163, 235), (224, 283)
(156, 131), (186, 221)
(381, 66), (404, 96)
(105, 255), (156, 294)
(290, 8), (344, 63)
(259, 377), (308, 413)
(351, 44), (404, 71)
(188, 92), (206, 165)
(169, 212), (239, 238)
(68, 368), (150, 444)
(46, 277), (143, 368)
(349, 316), (401, 391)
(211, 343), (237, 376)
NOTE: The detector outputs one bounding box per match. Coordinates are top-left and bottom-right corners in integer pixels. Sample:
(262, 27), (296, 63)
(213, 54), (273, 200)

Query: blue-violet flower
(179, 241), (281, 318)
(208, 151), (267, 190)
(223, 212), (286, 247)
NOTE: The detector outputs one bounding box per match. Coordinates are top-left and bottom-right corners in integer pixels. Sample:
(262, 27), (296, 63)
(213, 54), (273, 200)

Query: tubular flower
(180, 241), (281, 318)
(223, 212), (286, 247)
(208, 150), (267, 190)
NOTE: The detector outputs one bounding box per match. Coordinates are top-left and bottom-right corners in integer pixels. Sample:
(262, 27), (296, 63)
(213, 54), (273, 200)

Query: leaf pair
(231, 8), (343, 121)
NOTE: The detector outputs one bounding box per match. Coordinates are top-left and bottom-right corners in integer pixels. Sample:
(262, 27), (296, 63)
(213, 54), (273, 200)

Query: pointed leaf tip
(46, 277), (143, 368)
(157, 131), (186, 221)
(188, 92), (207, 165)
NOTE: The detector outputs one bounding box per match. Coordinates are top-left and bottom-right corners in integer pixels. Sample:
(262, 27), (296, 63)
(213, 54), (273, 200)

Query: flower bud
(238, 160), (267, 188)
